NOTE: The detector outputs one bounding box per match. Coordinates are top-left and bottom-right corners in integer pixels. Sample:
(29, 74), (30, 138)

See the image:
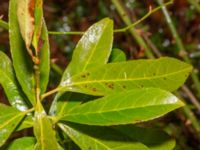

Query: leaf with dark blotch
(0, 104), (26, 147)
(17, 0), (35, 52)
(113, 125), (175, 150)
(9, 0), (36, 105)
(0, 51), (29, 111)
(109, 48), (126, 62)
(59, 123), (149, 150)
(61, 88), (184, 125)
(60, 57), (192, 96)
(3, 137), (36, 150)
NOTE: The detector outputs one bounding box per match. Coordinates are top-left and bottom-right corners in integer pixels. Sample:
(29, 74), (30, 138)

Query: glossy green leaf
(9, 0), (36, 105)
(109, 48), (126, 62)
(113, 125), (175, 150)
(16, 115), (33, 131)
(50, 18), (113, 115)
(59, 123), (149, 150)
(4, 137), (35, 150)
(0, 104), (26, 147)
(33, 115), (59, 150)
(39, 20), (50, 94)
(0, 51), (29, 111)
(61, 88), (184, 125)
(59, 57), (192, 96)
(61, 18), (113, 79)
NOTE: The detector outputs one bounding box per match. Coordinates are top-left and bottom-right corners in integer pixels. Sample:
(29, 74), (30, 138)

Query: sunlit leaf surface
(60, 57), (192, 96)
(9, 0), (36, 105)
(0, 104), (25, 147)
(0, 51), (29, 111)
(61, 88), (184, 125)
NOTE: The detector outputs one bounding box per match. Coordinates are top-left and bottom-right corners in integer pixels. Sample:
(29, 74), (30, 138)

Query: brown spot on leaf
(28, 0), (35, 23)
(81, 74), (87, 78)
(122, 85), (127, 89)
(92, 88), (97, 92)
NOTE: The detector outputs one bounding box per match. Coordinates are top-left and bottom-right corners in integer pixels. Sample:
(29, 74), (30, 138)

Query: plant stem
(0, 19), (8, 30)
(41, 87), (60, 100)
(24, 107), (35, 114)
(48, 31), (84, 35)
(157, 0), (200, 95)
(181, 85), (200, 112)
(114, 0), (173, 33)
(175, 92), (200, 133)
(111, 0), (154, 58)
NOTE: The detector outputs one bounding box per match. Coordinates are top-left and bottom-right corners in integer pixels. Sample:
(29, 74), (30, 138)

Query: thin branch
(114, 0), (173, 33)
(181, 85), (200, 112)
(0, 19), (9, 30)
(41, 87), (60, 100)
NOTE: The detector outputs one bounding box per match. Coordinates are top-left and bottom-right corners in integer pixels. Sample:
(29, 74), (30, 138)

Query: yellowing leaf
(17, 0), (35, 51)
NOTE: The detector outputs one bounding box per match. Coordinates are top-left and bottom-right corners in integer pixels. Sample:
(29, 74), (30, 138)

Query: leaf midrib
(63, 103), (180, 118)
(0, 112), (24, 129)
(62, 67), (191, 87)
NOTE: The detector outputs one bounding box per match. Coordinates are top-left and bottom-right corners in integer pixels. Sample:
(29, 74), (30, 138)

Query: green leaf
(62, 18), (113, 79)
(16, 115), (33, 131)
(61, 88), (184, 125)
(9, 0), (36, 105)
(59, 123), (149, 150)
(0, 104), (26, 147)
(4, 137), (35, 150)
(33, 115), (59, 150)
(32, 0), (43, 51)
(50, 18), (113, 115)
(109, 48), (126, 62)
(113, 125), (175, 150)
(0, 51), (29, 111)
(39, 20), (50, 94)
(59, 57), (192, 96)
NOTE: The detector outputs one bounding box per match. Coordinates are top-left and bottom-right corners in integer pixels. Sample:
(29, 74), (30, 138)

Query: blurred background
(0, 0), (200, 149)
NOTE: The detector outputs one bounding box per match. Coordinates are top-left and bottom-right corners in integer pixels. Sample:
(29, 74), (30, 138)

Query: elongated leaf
(50, 18), (113, 115)
(62, 18), (113, 79)
(109, 48), (126, 62)
(61, 88), (184, 125)
(16, 115), (33, 131)
(9, 0), (36, 105)
(60, 57), (192, 96)
(4, 137), (35, 150)
(17, 0), (35, 51)
(32, 0), (43, 51)
(59, 123), (149, 150)
(39, 20), (50, 94)
(33, 115), (59, 150)
(0, 51), (29, 111)
(0, 104), (26, 147)
(113, 125), (175, 150)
